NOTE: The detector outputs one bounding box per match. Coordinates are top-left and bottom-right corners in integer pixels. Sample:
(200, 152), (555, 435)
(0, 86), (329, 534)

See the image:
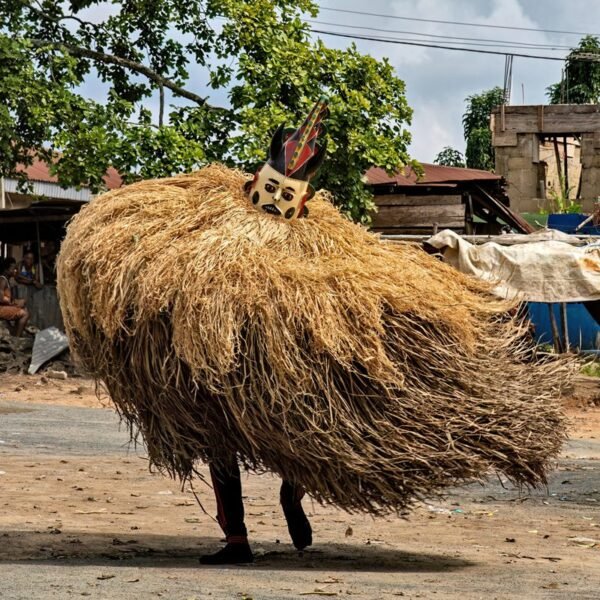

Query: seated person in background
(41, 240), (58, 285)
(0, 257), (30, 337)
(16, 251), (43, 289)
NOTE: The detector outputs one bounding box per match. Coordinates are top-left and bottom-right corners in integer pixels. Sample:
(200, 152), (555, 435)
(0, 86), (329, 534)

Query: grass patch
(581, 361), (600, 378)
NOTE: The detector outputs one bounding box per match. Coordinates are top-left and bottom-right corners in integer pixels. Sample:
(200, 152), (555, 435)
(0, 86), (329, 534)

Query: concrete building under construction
(491, 104), (600, 213)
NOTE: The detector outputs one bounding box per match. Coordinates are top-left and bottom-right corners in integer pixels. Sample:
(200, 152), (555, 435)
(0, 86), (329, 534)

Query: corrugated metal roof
(366, 163), (501, 186)
(4, 178), (91, 202)
(15, 156), (122, 190)
(13, 158), (498, 194)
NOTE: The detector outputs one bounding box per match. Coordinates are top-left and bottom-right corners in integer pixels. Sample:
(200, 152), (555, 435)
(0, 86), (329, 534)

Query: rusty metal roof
(16, 158), (499, 194)
(16, 156), (122, 190)
(366, 163), (501, 186)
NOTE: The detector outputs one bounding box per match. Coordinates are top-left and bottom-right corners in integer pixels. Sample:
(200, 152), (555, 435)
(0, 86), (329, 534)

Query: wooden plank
(495, 105), (600, 117)
(491, 105), (600, 134)
(374, 194), (462, 207)
(373, 228), (466, 236)
(371, 204), (465, 228)
(380, 234), (600, 245)
(473, 185), (534, 234)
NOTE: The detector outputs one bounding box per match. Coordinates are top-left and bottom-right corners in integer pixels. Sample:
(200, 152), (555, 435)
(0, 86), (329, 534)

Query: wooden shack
(1, 159), (121, 330)
(366, 163), (532, 235)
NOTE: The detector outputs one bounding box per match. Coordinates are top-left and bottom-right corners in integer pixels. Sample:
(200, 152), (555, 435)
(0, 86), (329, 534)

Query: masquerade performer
(201, 98), (328, 564)
(57, 97), (570, 566)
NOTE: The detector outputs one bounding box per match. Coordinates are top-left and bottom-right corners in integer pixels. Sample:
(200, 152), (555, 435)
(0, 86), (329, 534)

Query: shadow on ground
(0, 530), (473, 572)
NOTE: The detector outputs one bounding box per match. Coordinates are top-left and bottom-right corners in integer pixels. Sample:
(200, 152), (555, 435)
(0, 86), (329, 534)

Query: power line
(310, 29), (595, 62)
(317, 6), (600, 37)
(308, 20), (571, 51)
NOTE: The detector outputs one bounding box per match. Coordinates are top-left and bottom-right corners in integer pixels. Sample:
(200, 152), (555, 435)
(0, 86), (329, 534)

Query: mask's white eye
(265, 183), (276, 193)
(282, 191), (295, 202)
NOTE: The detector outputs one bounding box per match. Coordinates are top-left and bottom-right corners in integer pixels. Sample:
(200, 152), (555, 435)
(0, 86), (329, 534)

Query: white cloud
(408, 101), (464, 161)
(315, 0), (593, 160)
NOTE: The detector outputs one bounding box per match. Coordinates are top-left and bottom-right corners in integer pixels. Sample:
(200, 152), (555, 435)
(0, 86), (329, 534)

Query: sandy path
(0, 373), (599, 599)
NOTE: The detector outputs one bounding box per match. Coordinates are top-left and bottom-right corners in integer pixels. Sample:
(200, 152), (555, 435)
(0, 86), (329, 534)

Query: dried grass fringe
(57, 164), (572, 515)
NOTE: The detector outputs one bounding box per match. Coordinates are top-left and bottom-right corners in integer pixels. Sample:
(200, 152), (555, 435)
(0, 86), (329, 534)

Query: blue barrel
(547, 213), (600, 235)
(532, 214), (599, 350)
(528, 302), (600, 351)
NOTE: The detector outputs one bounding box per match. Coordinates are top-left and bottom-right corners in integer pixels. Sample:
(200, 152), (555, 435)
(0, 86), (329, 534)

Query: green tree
(547, 35), (600, 104)
(0, 0), (414, 223)
(462, 86), (504, 171)
(433, 146), (465, 168)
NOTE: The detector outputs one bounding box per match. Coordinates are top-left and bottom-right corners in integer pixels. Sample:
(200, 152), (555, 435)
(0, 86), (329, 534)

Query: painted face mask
(247, 163), (311, 219)
(245, 97), (329, 220)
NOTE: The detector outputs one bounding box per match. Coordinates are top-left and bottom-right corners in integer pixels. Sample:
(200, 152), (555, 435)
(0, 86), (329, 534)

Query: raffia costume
(57, 99), (569, 563)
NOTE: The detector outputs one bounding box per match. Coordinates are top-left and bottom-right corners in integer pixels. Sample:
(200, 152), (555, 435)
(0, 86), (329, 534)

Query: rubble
(0, 322), (79, 376)
(0, 322), (31, 374)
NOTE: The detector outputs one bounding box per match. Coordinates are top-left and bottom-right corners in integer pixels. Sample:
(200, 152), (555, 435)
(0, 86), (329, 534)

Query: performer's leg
(200, 458), (253, 565)
(211, 460), (248, 541)
(280, 480), (312, 550)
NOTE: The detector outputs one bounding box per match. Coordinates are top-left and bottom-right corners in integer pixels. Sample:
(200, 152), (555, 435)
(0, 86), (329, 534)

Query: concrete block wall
(496, 133), (593, 213)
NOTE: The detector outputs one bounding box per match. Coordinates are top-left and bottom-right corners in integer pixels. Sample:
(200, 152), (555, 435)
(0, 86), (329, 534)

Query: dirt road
(1, 374), (599, 599)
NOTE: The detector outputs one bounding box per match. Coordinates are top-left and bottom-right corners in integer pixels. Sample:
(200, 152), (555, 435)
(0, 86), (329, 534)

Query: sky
(311, 0), (599, 162)
(77, 0), (600, 163)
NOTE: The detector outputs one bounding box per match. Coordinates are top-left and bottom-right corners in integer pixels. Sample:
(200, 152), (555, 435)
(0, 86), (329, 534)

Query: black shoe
(282, 504), (313, 550)
(199, 543), (254, 565)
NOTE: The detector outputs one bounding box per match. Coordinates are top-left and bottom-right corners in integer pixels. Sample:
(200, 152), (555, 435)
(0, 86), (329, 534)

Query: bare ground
(0, 373), (599, 600)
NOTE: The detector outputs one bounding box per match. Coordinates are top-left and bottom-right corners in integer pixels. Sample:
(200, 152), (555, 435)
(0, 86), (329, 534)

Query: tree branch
(29, 39), (215, 108)
(19, 0), (111, 38)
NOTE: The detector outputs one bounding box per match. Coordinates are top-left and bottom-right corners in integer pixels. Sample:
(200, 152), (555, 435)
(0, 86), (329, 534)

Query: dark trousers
(209, 459), (248, 544)
(209, 459), (305, 544)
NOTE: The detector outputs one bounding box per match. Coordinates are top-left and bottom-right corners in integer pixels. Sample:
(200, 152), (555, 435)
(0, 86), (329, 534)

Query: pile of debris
(0, 322), (32, 373)
(0, 322), (79, 376)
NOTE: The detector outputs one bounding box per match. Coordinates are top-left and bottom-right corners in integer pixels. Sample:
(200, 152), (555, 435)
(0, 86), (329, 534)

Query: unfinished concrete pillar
(494, 133), (540, 212)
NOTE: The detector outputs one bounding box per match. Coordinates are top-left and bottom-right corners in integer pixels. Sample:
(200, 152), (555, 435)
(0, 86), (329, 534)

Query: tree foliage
(462, 86), (504, 171)
(547, 35), (600, 104)
(433, 146), (465, 168)
(0, 0), (414, 222)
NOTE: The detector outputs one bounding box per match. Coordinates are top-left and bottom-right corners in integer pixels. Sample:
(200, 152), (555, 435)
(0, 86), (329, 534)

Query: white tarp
(427, 229), (600, 303)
